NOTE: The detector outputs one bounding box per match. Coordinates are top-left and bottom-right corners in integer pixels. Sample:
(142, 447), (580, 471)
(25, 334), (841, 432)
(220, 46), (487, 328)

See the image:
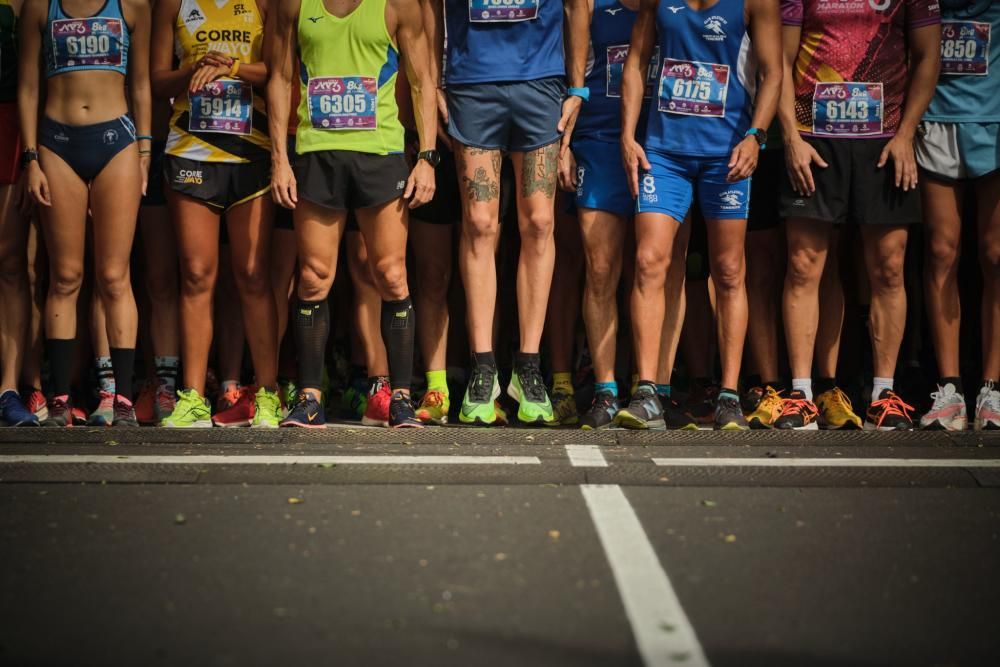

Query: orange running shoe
(134, 382), (156, 425)
(774, 390), (819, 430)
(213, 386), (256, 427)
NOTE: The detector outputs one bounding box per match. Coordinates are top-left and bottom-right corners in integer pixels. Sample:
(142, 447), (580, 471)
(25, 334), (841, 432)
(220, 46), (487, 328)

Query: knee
(180, 261), (216, 297)
(711, 255), (745, 293)
(585, 254), (620, 298)
(416, 258), (451, 299)
(96, 266), (132, 302)
(463, 211), (499, 246)
(49, 264), (83, 299)
(298, 260), (333, 301)
(927, 236), (960, 274)
(372, 257), (408, 300)
(0, 250), (26, 285)
(232, 260), (271, 297)
(520, 210), (555, 245)
(981, 240), (1000, 277)
(786, 247), (824, 289)
(869, 252), (905, 293)
(145, 268), (178, 305)
(634, 247), (670, 288)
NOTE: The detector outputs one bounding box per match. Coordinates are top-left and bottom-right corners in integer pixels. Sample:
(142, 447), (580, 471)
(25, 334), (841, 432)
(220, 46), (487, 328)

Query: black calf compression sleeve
(294, 299), (329, 392)
(110, 347), (135, 402)
(380, 297), (414, 391)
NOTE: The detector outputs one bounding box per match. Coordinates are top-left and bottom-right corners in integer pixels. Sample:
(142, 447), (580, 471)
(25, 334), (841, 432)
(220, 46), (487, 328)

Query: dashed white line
(582, 484), (709, 667)
(651, 457), (1000, 468)
(565, 444), (608, 467)
(0, 455), (541, 466)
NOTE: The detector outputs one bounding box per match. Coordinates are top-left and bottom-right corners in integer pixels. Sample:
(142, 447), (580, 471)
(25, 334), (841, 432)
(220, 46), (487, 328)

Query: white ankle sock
(792, 378), (812, 401)
(872, 377), (893, 403)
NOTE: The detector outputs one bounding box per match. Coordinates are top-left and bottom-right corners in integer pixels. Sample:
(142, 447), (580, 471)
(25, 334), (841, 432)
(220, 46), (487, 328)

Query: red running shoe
(362, 378), (391, 427)
(213, 386), (256, 427)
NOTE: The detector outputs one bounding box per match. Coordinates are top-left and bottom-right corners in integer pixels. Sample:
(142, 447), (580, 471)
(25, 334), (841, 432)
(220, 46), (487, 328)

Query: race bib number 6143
(811, 82), (883, 137)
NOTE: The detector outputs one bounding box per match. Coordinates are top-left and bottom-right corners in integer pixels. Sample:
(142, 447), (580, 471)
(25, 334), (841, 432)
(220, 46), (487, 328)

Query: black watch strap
(417, 150), (441, 168)
(20, 149), (39, 168)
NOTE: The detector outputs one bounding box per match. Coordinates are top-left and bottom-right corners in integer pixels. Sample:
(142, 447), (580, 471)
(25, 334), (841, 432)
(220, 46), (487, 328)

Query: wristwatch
(20, 148), (39, 169)
(745, 127), (767, 149)
(417, 150), (441, 168)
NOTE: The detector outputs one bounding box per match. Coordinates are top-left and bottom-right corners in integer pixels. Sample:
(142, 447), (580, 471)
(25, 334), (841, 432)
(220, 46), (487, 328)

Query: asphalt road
(1, 427), (998, 667)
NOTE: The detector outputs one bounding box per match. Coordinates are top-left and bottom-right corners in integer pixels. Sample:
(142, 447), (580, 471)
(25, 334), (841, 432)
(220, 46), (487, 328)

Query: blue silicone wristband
(567, 86), (590, 102)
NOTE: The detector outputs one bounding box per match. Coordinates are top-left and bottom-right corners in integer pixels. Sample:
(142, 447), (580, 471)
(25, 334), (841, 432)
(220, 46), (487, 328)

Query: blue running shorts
(636, 149), (751, 221)
(573, 137), (634, 218)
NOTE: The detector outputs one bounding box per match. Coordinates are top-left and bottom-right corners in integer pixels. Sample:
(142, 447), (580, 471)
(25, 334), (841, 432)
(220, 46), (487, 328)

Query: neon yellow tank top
(167, 0), (270, 164)
(296, 0), (403, 155)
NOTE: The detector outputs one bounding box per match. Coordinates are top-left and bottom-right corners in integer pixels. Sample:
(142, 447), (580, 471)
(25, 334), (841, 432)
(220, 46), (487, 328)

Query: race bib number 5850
(308, 76), (378, 131)
(941, 20), (990, 76)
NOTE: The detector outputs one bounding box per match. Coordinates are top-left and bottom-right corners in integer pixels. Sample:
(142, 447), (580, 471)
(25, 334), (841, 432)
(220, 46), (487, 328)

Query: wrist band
(567, 86), (590, 102)
(230, 59), (240, 77)
(136, 135), (153, 141)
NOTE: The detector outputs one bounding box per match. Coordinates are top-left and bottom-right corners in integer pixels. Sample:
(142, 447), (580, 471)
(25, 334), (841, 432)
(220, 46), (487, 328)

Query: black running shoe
(281, 392), (326, 428)
(714, 393), (748, 430)
(579, 390), (618, 430)
(864, 389), (915, 431)
(112, 399), (140, 427)
(42, 395), (73, 427)
(615, 384), (665, 429)
(389, 391), (423, 428)
(660, 395), (699, 430)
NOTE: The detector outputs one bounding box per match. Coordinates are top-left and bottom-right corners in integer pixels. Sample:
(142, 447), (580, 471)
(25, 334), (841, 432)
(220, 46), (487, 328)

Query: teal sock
(595, 381), (618, 397)
(656, 384), (671, 397)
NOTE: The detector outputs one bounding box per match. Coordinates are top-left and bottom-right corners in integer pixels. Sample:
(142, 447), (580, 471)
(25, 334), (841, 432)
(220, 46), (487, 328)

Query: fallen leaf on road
(723, 534), (736, 543)
(548, 530), (560, 542)
(288, 497), (304, 505)
(494, 552), (507, 562)
(659, 622), (676, 633)
(106, 440), (118, 446)
(174, 513), (186, 525)
(701, 500), (717, 507)
(317, 463), (336, 469)
(351, 509), (361, 516)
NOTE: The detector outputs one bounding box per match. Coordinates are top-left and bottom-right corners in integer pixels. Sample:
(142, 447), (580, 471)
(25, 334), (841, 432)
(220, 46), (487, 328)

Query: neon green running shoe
(417, 389), (450, 425)
(160, 388), (212, 428)
(280, 380), (297, 414)
(252, 387), (283, 428)
(508, 363), (556, 426)
(459, 363), (501, 425)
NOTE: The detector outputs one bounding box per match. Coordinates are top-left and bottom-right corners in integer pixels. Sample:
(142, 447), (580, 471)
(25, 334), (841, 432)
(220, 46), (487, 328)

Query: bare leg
(410, 218), (453, 374)
(744, 227), (782, 383)
(783, 218), (834, 381)
(656, 221), (691, 385)
(631, 212), (682, 381)
(0, 183), (29, 393)
(861, 225), (909, 380)
(977, 171), (1000, 381)
(579, 208), (627, 383)
(922, 177), (964, 379)
(545, 204), (583, 374)
(815, 229), (844, 379)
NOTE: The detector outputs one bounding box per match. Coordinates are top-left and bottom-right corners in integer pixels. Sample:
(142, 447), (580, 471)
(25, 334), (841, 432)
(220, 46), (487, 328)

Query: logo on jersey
(307, 15), (324, 22)
(102, 129), (119, 145)
(233, 3), (250, 15)
(181, 1), (206, 33)
(605, 7), (623, 14)
(576, 167), (586, 197)
(703, 16), (727, 41)
(718, 190), (743, 209)
(666, 5), (685, 13)
(396, 181), (406, 191)
(175, 168), (204, 185)
(641, 174), (658, 202)
(869, 0), (891, 10)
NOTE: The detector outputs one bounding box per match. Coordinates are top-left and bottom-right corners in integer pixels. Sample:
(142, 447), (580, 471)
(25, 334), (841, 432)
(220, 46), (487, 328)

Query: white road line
(565, 444), (608, 467)
(581, 484), (709, 667)
(0, 455), (541, 466)
(651, 457), (1000, 468)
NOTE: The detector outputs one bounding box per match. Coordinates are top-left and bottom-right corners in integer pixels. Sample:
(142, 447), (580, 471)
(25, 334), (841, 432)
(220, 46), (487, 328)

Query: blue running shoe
(0, 390), (40, 427)
(614, 384), (665, 430)
(280, 392), (326, 428)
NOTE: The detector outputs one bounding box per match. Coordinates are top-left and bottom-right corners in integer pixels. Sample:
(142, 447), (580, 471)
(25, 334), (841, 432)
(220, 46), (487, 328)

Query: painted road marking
(565, 444), (608, 467)
(582, 484), (709, 667)
(0, 455), (541, 466)
(651, 457), (1000, 468)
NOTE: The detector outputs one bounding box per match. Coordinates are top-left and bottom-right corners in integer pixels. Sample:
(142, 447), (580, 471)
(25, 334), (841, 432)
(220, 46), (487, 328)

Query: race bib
(606, 45), (659, 99)
(188, 80), (252, 135)
(469, 0), (539, 22)
(811, 82), (883, 137)
(940, 21), (990, 76)
(657, 58), (728, 118)
(50, 17), (124, 69)
(307, 76), (377, 131)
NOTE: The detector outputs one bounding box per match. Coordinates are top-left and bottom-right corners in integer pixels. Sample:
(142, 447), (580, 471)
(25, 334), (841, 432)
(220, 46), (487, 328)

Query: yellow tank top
(166, 0), (270, 163)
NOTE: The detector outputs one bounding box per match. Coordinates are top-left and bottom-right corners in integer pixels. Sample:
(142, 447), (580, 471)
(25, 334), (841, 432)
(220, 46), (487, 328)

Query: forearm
(130, 83), (152, 140)
(563, 0), (589, 88)
(897, 49), (940, 138)
(749, 67), (780, 131)
(233, 61), (268, 88)
(17, 86), (39, 149)
(620, 66), (645, 142)
(423, 0), (443, 87)
(152, 65), (195, 100)
(410, 73), (436, 151)
(268, 77), (292, 160)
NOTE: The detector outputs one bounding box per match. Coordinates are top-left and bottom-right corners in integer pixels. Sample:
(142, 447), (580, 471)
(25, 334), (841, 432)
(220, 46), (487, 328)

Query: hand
(558, 95), (583, 160)
(558, 147), (577, 193)
(405, 159), (436, 209)
(727, 136), (760, 183)
(271, 156), (298, 209)
(15, 174), (35, 216)
(189, 63), (230, 93)
(197, 51), (233, 70)
(621, 137), (651, 199)
(24, 162), (51, 207)
(784, 135), (828, 196)
(139, 154), (151, 197)
(877, 132), (918, 191)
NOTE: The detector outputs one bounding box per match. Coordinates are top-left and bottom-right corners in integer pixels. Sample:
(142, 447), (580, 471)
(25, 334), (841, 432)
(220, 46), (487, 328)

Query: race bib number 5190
(469, 0), (539, 22)
(812, 82), (883, 137)
(308, 76), (377, 131)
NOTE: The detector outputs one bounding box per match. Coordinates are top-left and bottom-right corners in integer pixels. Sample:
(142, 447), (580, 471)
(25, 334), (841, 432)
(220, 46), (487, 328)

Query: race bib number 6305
(308, 76), (378, 131)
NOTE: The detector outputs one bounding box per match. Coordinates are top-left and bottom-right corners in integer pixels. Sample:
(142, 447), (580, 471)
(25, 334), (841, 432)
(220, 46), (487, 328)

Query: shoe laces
(468, 365), (496, 403)
(96, 390), (115, 408)
(390, 391), (416, 420)
(421, 390), (446, 408)
(156, 385), (175, 412)
(517, 362), (547, 402)
(758, 387), (784, 419)
(978, 382), (1000, 411)
(929, 384), (958, 405)
(822, 387), (855, 412)
(113, 399), (135, 421)
(870, 391), (914, 428)
(780, 395), (814, 416)
(592, 391), (616, 411)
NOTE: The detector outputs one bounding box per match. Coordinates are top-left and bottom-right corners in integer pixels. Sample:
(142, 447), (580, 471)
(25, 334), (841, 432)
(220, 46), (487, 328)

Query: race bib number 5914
(189, 80), (252, 135)
(308, 76), (378, 131)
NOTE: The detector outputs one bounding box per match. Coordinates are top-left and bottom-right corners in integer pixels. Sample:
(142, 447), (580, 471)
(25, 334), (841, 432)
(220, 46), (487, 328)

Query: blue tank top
(925, 0), (999, 122)
(575, 0), (659, 143)
(44, 0), (130, 78)
(644, 0), (753, 157)
(444, 0), (564, 85)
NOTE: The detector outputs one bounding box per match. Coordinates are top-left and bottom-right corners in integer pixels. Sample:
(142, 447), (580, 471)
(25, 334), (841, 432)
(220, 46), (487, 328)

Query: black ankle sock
(471, 351), (496, 368)
(940, 376), (963, 394)
(294, 299), (329, 392)
(380, 297), (414, 391)
(514, 351), (540, 370)
(110, 347), (136, 402)
(45, 339), (75, 397)
(815, 377), (836, 395)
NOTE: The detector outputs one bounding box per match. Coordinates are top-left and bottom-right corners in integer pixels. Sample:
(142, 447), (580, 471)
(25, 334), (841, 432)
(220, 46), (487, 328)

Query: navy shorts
(39, 114), (136, 182)
(573, 137), (633, 218)
(447, 77), (564, 153)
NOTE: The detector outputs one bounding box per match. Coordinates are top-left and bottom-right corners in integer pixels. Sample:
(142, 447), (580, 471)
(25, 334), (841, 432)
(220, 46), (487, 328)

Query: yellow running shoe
(816, 387), (862, 430)
(551, 388), (578, 425)
(747, 386), (783, 429)
(416, 390), (450, 425)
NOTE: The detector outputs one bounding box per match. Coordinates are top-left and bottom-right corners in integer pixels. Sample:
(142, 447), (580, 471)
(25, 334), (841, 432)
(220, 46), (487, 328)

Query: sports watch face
(418, 150), (442, 167)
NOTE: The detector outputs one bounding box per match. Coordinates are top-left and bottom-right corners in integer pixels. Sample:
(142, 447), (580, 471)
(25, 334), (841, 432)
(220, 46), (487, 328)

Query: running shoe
(112, 398), (139, 428)
(160, 389), (213, 428)
(71, 407), (88, 425)
(251, 387), (282, 428)
(747, 386), (783, 429)
(974, 382), (1000, 431)
(459, 363), (502, 425)
(389, 391), (423, 428)
(154, 383), (176, 425)
(280, 392), (326, 428)
(134, 382), (156, 425)
(362, 378), (391, 427)
(216, 384), (241, 414)
(774, 390), (819, 430)
(579, 390), (618, 430)
(685, 380), (718, 425)
(87, 390), (115, 427)
(551, 388), (578, 426)
(508, 362), (556, 426)
(919, 383), (967, 431)
(0, 390), (39, 426)
(280, 380), (297, 413)
(23, 389), (48, 422)
(864, 389), (915, 431)
(42, 395), (73, 427)
(615, 385), (665, 430)
(661, 396), (699, 430)
(213, 386), (255, 427)
(816, 387), (862, 430)
(416, 389), (450, 425)
(715, 393), (749, 431)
